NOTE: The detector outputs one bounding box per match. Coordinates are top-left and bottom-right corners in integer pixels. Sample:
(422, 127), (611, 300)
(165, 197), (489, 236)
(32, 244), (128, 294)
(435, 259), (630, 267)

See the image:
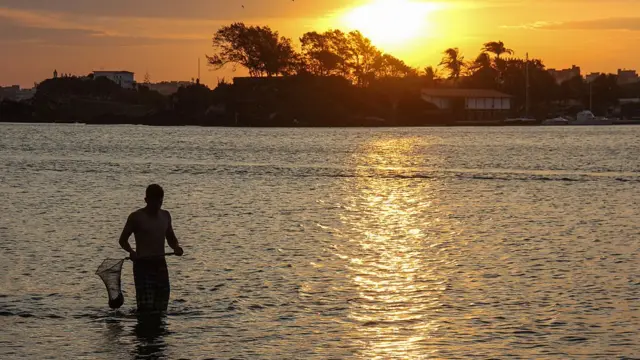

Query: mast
(589, 81), (593, 111)
(525, 52), (530, 117)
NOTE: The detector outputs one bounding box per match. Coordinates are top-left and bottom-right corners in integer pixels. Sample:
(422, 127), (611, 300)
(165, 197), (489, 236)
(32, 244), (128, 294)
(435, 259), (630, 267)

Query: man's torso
(131, 208), (169, 257)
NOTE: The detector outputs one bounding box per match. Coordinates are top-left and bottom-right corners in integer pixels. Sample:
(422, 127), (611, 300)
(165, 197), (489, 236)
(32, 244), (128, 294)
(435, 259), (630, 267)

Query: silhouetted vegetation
(2, 22), (640, 126)
(206, 23), (299, 77)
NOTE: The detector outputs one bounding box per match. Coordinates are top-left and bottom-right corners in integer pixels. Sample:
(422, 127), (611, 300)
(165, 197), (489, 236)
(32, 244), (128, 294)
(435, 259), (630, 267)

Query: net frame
(96, 258), (126, 309)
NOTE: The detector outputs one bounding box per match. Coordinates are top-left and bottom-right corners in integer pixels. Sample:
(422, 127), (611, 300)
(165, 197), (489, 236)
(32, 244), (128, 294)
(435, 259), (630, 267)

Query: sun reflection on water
(334, 137), (458, 359)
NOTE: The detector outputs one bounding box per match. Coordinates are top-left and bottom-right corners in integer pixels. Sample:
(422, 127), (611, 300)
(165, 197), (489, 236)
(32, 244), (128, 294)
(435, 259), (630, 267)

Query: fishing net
(96, 258), (126, 309)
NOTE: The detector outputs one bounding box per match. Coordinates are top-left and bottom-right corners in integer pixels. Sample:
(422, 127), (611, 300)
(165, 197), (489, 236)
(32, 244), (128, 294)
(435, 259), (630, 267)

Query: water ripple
(0, 125), (639, 359)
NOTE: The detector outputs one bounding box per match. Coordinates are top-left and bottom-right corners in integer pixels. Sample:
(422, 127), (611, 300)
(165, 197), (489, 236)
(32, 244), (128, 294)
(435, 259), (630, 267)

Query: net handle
(125, 252), (176, 261)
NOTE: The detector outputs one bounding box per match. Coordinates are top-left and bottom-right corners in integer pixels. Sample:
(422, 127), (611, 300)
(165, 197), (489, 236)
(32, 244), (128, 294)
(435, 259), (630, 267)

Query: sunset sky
(1, 0), (639, 88)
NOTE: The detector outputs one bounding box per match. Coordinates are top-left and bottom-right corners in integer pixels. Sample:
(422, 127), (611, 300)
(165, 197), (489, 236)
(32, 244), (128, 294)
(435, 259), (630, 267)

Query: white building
(420, 88), (512, 122)
(92, 71), (135, 89)
(421, 88), (511, 111)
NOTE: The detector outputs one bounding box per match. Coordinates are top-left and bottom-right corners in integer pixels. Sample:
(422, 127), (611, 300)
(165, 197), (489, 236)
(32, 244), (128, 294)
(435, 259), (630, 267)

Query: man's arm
(166, 212), (184, 256)
(119, 213), (136, 257)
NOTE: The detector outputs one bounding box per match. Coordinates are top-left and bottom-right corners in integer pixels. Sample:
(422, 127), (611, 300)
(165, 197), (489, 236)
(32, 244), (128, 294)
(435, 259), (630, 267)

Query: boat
(570, 110), (613, 125)
(542, 116), (570, 126)
(504, 117), (539, 125)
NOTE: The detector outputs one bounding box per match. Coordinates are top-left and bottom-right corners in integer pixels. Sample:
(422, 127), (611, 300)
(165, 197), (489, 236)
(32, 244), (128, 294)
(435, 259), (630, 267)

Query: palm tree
(482, 42), (514, 87)
(482, 41), (514, 60)
(422, 66), (441, 87)
(469, 52), (492, 72)
(439, 48), (465, 82)
(467, 52), (499, 89)
(423, 66), (441, 80)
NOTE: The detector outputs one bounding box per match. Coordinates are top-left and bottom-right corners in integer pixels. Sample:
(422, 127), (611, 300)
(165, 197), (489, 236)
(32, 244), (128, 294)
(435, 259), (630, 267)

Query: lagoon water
(1, 124), (639, 359)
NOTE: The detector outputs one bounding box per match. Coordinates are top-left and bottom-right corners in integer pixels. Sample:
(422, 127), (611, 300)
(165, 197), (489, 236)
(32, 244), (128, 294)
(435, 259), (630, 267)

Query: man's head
(145, 184), (164, 211)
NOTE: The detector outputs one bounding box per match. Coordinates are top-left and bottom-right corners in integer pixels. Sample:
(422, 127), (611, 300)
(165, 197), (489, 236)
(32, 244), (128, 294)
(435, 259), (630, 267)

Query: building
(92, 71), (135, 89)
(548, 65), (581, 84)
(0, 85), (20, 100)
(0, 85), (35, 101)
(585, 72), (602, 83)
(148, 81), (194, 96)
(420, 88), (512, 123)
(617, 69), (639, 86)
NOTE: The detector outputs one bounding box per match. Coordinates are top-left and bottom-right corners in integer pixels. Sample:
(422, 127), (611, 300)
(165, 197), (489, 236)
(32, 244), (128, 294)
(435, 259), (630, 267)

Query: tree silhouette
(143, 72), (151, 85)
(347, 30), (382, 86)
(207, 22), (297, 77)
(300, 30), (347, 76)
(423, 66), (441, 81)
(439, 48), (466, 81)
(469, 52), (492, 72)
(482, 41), (514, 60)
(373, 54), (417, 78)
(465, 52), (499, 89)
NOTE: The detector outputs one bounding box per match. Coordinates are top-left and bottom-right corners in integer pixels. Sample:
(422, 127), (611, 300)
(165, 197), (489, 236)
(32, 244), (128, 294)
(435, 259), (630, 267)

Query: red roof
(421, 88), (512, 98)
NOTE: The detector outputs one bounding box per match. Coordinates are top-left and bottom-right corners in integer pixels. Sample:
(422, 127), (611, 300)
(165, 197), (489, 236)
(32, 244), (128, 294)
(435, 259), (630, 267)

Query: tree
(559, 75), (586, 103)
(497, 57), (557, 115)
(207, 22), (298, 77)
(347, 30), (382, 86)
(469, 52), (492, 72)
(143, 72), (151, 85)
(373, 54), (417, 78)
(423, 66), (441, 82)
(465, 52), (499, 89)
(300, 30), (347, 76)
(439, 48), (466, 82)
(482, 41), (514, 60)
(172, 83), (215, 116)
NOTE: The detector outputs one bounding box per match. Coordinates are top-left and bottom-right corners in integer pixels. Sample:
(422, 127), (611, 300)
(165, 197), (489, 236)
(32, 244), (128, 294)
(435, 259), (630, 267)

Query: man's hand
(174, 246), (184, 256)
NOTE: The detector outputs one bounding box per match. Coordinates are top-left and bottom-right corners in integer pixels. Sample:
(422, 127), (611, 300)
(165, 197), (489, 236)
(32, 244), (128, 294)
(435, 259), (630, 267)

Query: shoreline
(2, 120), (640, 128)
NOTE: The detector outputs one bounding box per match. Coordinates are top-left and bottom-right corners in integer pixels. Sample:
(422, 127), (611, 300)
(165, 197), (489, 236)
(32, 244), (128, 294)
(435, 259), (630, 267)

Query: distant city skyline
(1, 0), (639, 88)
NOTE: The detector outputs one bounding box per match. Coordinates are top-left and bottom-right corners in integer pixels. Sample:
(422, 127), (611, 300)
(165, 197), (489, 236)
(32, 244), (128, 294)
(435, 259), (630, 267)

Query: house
(420, 88), (512, 124)
(92, 71), (135, 89)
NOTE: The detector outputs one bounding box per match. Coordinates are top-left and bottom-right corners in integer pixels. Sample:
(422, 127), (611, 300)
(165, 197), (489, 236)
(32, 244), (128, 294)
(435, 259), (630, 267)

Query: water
(1, 124), (639, 359)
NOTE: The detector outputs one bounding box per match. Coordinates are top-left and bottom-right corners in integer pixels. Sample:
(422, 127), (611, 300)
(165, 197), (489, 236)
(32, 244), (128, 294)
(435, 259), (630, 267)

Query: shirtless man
(119, 184), (184, 313)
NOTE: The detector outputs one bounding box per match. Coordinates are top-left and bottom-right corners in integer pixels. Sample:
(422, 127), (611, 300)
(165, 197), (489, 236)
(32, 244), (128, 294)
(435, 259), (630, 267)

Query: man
(119, 184), (184, 313)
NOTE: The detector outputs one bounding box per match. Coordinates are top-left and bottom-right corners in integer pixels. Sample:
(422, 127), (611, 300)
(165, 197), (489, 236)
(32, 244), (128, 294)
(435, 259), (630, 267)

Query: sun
(340, 0), (440, 49)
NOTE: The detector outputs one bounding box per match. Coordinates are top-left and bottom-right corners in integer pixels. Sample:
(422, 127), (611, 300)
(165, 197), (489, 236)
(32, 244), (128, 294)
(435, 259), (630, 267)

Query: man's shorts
(133, 258), (170, 313)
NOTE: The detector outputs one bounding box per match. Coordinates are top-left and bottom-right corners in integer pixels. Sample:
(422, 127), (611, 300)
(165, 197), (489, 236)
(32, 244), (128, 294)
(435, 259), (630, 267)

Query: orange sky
(1, 0), (639, 88)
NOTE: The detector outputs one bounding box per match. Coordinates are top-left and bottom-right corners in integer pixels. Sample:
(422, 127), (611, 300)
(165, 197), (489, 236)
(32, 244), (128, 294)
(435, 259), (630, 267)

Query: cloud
(501, 21), (561, 30)
(0, 0), (348, 20)
(0, 6), (217, 46)
(0, 22), (208, 47)
(549, 17), (640, 31)
(0, 4), (331, 47)
(0, 22), (100, 45)
(504, 17), (640, 31)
